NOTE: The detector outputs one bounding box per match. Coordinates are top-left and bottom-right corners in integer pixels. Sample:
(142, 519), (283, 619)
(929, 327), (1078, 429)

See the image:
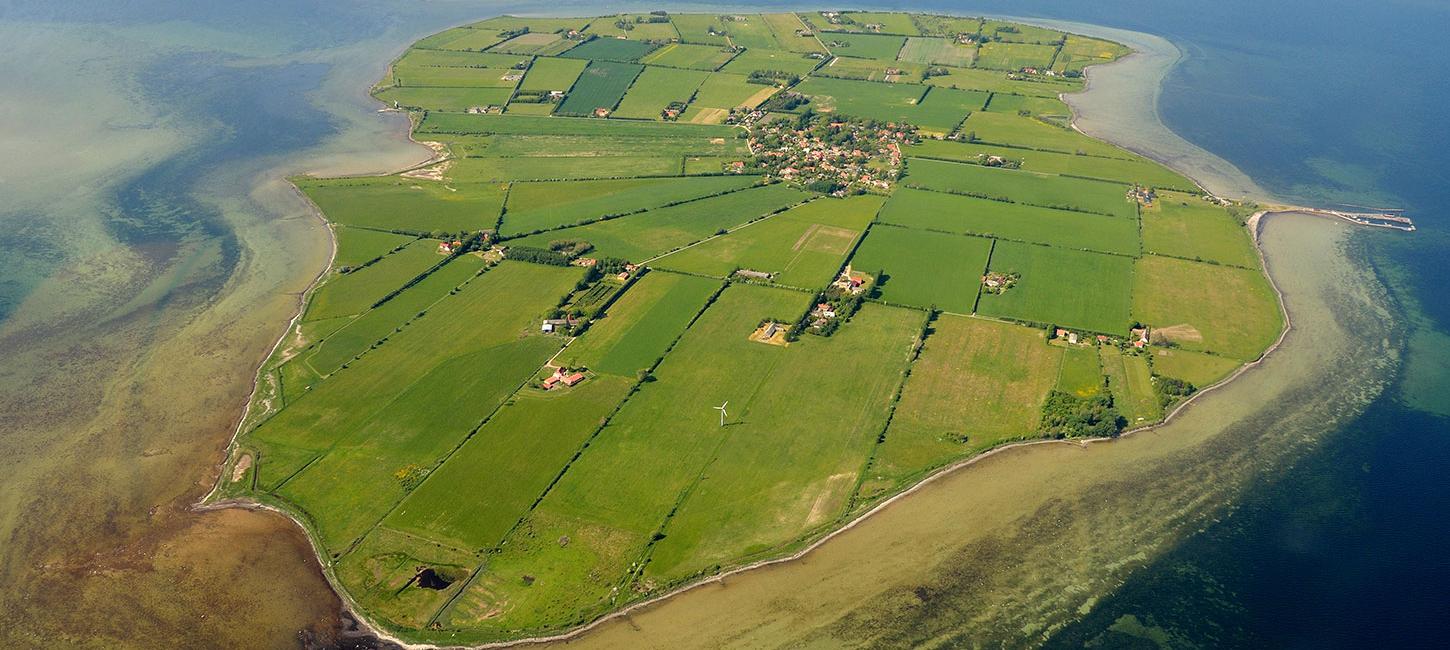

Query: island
(207, 11), (1284, 645)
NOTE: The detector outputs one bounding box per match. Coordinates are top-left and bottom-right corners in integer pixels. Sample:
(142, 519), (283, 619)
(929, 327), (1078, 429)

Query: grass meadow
(976, 240), (1135, 333)
(847, 224), (992, 313)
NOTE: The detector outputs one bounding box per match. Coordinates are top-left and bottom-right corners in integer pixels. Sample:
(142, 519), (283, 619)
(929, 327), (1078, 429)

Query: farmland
(976, 240), (1136, 333)
(848, 225), (992, 313)
(214, 12), (1285, 646)
(556, 61), (641, 115)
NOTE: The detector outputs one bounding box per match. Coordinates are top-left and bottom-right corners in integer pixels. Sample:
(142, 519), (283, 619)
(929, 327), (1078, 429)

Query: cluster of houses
(748, 115), (915, 193)
(1052, 326), (1151, 350)
(541, 366), (587, 390)
(1128, 185), (1157, 206)
(541, 315), (583, 333)
(981, 271), (1018, 294)
(832, 267), (869, 294)
(437, 239), (464, 255)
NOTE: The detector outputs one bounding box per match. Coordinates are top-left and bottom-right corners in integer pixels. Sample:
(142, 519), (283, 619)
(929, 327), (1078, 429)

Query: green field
(510, 183), (810, 261)
(865, 314), (1061, 493)
(847, 225), (992, 313)
(653, 194), (883, 287)
(332, 226), (414, 268)
(897, 36), (975, 66)
(300, 255), (487, 377)
(585, 15), (681, 40)
(639, 42), (738, 70)
(905, 138), (1198, 190)
(612, 66), (710, 119)
(217, 14), (1287, 644)
(1057, 345), (1105, 397)
(904, 157), (1137, 219)
(1101, 346), (1162, 425)
(833, 12), (922, 35)
(560, 271), (722, 377)
(822, 32), (907, 59)
(517, 56), (586, 92)
(383, 374), (635, 550)
(304, 243), (441, 321)
(556, 61), (641, 115)
(878, 187), (1140, 255)
(982, 20), (1063, 44)
(559, 37), (658, 62)
(1150, 348), (1242, 387)
(1141, 191), (1259, 267)
(814, 55), (926, 82)
(762, 13), (826, 53)
(960, 111), (1130, 158)
(488, 32), (577, 56)
(681, 73), (778, 123)
(719, 47), (823, 77)
(375, 86), (514, 111)
(1131, 254), (1283, 360)
(298, 177), (507, 233)
(976, 240), (1135, 333)
(924, 65), (1082, 97)
(502, 175), (757, 234)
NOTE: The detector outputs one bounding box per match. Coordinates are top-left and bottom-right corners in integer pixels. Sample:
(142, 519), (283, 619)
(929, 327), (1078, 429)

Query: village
(747, 111), (917, 194)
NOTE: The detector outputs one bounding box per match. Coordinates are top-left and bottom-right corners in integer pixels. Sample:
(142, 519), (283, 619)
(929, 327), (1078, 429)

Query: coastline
(203, 18), (1311, 649)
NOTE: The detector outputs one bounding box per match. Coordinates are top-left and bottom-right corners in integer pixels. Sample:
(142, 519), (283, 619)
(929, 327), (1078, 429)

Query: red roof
(562, 372), (586, 386)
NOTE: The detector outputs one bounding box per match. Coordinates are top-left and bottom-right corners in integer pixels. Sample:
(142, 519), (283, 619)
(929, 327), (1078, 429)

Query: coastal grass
(974, 42), (1057, 71)
(1057, 345), (1106, 398)
(959, 111), (1132, 159)
(501, 175), (757, 235)
(1131, 254), (1283, 361)
(508, 183), (810, 262)
(904, 157), (1136, 219)
(304, 243), (442, 322)
(982, 20), (1063, 44)
(847, 224), (992, 313)
(984, 92), (1069, 117)
(652, 194), (883, 287)
(334, 525), (479, 631)
(332, 226), (415, 268)
(1150, 348), (1243, 387)
(1101, 346), (1162, 425)
(924, 66), (1082, 97)
(300, 254), (487, 377)
(864, 314), (1061, 495)
(832, 12), (921, 35)
(1141, 190), (1259, 267)
(298, 176), (507, 233)
(877, 187), (1140, 256)
(489, 33), (578, 57)
(976, 240), (1135, 333)
(559, 271), (723, 377)
(905, 139), (1198, 191)
(375, 86), (514, 112)
(448, 156), (683, 182)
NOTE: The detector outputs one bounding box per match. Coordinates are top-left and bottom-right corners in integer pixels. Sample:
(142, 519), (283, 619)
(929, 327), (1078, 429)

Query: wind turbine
(713, 401), (729, 427)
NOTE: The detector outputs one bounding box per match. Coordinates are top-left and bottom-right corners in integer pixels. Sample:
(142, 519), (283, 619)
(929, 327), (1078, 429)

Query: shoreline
(201, 17), (1311, 649)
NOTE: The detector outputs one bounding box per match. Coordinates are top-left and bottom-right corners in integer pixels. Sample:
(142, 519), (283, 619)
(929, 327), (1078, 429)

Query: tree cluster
(1038, 390), (1124, 438)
